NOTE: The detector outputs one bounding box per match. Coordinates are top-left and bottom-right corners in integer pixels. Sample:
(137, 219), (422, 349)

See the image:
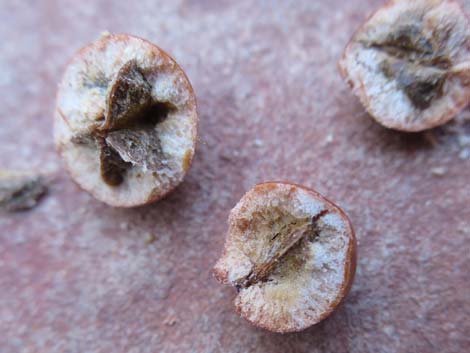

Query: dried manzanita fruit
(55, 34), (197, 207)
(339, 0), (470, 131)
(214, 182), (356, 333)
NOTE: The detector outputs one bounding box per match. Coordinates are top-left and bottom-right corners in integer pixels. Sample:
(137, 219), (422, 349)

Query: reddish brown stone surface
(1, 1), (469, 352)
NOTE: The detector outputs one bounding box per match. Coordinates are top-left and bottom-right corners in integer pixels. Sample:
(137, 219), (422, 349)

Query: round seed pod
(214, 182), (356, 333)
(339, 0), (470, 132)
(55, 33), (197, 207)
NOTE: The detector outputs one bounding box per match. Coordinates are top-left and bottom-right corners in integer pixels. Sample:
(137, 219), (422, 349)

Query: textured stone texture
(0, 1), (469, 352)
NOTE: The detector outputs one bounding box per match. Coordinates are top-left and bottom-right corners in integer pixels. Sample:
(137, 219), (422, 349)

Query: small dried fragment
(163, 315), (177, 326)
(214, 182), (356, 333)
(0, 171), (47, 212)
(54, 34), (198, 207)
(339, 0), (470, 131)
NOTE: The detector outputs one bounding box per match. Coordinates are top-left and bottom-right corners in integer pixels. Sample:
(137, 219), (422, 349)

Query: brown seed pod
(214, 182), (356, 333)
(339, 0), (470, 132)
(55, 33), (198, 207)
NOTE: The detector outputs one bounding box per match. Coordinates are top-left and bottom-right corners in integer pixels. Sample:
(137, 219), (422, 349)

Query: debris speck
(458, 135), (470, 147)
(119, 222), (130, 231)
(253, 139), (264, 148)
(144, 233), (156, 244)
(458, 148), (469, 160)
(100, 30), (111, 38)
(220, 153), (232, 162)
(430, 167), (447, 177)
(325, 133), (334, 145)
(163, 316), (177, 326)
(383, 325), (395, 336)
(77, 207), (87, 216)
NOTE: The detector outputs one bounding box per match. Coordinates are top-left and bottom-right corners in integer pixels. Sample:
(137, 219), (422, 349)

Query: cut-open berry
(54, 34), (198, 207)
(214, 182), (356, 333)
(339, 0), (470, 131)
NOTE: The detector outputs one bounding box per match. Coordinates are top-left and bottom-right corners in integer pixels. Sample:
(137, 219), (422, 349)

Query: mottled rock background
(1, 1), (469, 352)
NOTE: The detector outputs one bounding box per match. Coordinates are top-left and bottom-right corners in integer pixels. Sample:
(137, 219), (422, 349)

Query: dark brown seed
(106, 128), (164, 172)
(98, 138), (131, 186)
(381, 60), (446, 109)
(401, 72), (446, 110)
(103, 59), (153, 130)
(371, 24), (434, 61)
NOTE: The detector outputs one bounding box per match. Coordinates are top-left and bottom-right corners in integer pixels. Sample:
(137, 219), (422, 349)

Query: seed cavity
(367, 23), (453, 109)
(237, 210), (329, 289)
(73, 60), (176, 186)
